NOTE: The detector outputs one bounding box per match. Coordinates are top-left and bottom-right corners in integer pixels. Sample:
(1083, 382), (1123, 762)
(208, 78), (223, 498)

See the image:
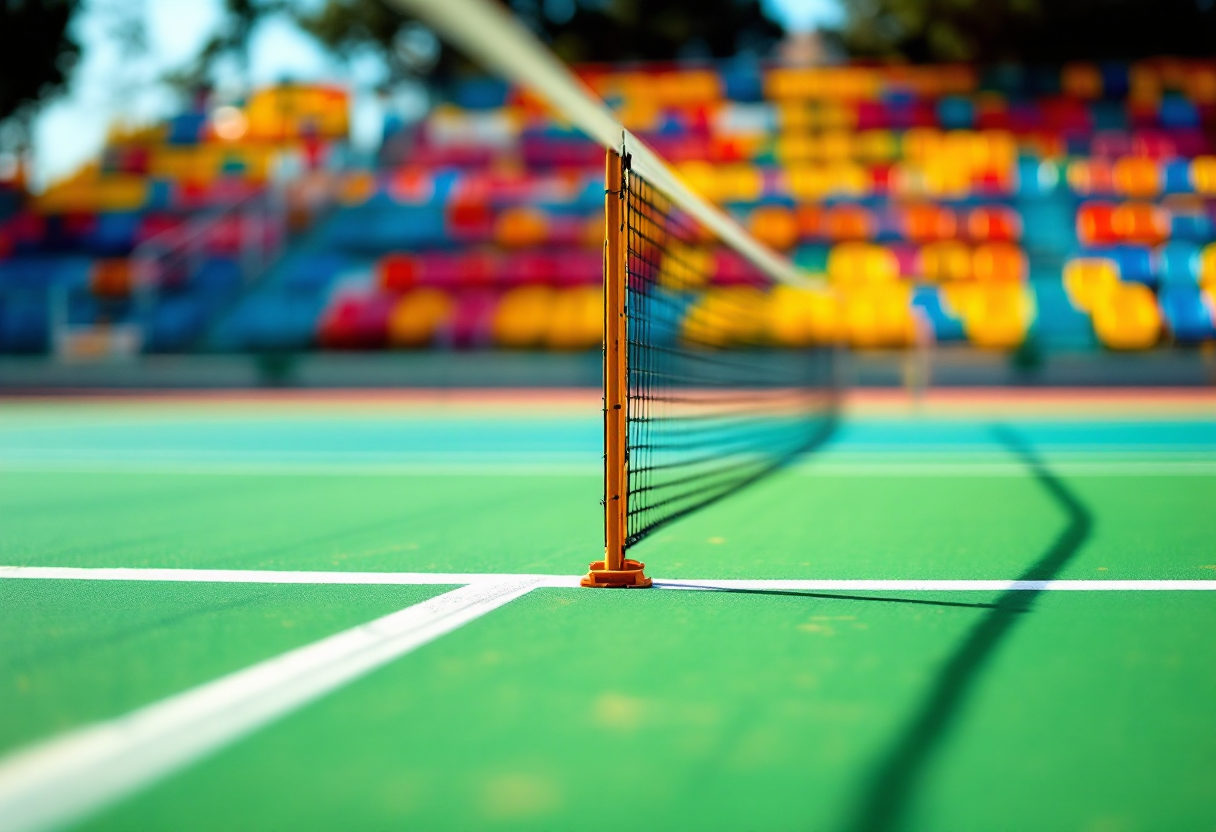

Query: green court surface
(1, 392), (1214, 831)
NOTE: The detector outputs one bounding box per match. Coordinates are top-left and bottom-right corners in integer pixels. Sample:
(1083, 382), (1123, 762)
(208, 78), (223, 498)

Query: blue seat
(912, 286), (966, 343)
(193, 258), (242, 296)
(166, 113), (206, 145)
(87, 212), (141, 255)
(1160, 96), (1200, 129)
(1157, 242), (1201, 285)
(228, 291), (325, 351)
(1169, 211), (1214, 243)
(1098, 63), (1130, 99)
(280, 252), (348, 292)
(1162, 160), (1194, 194)
(936, 96), (974, 130)
(452, 78), (509, 110)
(0, 294), (50, 353)
(1081, 245), (1154, 285)
(720, 62), (763, 102)
(146, 293), (207, 351)
(1159, 285), (1215, 342)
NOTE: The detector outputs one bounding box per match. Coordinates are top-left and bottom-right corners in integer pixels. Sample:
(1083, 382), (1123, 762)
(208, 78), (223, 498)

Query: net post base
(580, 558), (652, 588)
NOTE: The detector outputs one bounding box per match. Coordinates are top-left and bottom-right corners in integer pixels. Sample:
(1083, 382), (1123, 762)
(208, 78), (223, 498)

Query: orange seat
(1112, 157), (1162, 199)
(1076, 202), (1119, 246)
(1067, 160), (1115, 197)
(388, 289), (452, 347)
(972, 242), (1026, 283)
(748, 205), (799, 251)
(824, 204), (875, 241)
(90, 259), (134, 298)
(794, 205), (823, 241)
(902, 203), (957, 243)
(967, 206), (1021, 242)
(918, 241), (972, 282)
(1110, 202), (1168, 245)
(494, 207), (549, 248)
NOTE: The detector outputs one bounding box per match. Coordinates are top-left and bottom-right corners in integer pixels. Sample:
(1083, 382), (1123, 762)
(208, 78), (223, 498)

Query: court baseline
(2, 565), (1214, 591)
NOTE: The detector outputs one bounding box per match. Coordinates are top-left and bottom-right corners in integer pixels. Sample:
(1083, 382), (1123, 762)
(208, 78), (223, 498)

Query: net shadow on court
(842, 425), (1094, 832)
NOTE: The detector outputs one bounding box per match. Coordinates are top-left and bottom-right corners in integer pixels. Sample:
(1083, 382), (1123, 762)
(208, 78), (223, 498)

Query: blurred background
(2, 0), (1216, 387)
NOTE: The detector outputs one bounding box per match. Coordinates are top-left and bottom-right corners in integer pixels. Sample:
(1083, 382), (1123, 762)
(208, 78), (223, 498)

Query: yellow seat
(828, 243), (898, 287)
(1200, 242), (1216, 288)
(767, 285), (841, 346)
(493, 286), (556, 348)
(1092, 283), (1162, 350)
(1063, 258), (1120, 311)
(958, 284), (1033, 349)
(388, 289), (452, 348)
(841, 284), (914, 349)
(545, 287), (603, 350)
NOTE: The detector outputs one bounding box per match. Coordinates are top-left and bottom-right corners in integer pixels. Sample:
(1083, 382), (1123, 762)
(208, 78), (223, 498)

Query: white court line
(0, 578), (540, 832)
(0, 565), (550, 586)
(2, 566), (1215, 591)
(651, 579), (1216, 592)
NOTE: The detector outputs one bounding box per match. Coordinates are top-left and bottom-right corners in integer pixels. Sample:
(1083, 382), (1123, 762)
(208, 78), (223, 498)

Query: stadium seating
(3, 59), (1216, 354)
(0, 85), (347, 356)
(293, 58), (1215, 353)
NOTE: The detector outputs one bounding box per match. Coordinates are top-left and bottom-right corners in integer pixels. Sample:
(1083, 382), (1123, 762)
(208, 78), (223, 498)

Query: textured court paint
(1, 471), (1213, 580)
(1, 402), (1214, 830)
(79, 588), (1216, 832)
(0, 473), (601, 574)
(633, 472), (1216, 581)
(904, 591), (1216, 832)
(0, 580), (537, 832)
(0, 581), (448, 755)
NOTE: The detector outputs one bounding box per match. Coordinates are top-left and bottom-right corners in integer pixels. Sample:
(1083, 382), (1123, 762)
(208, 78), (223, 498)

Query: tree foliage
(507, 0), (785, 64)
(836, 0), (1216, 63)
(0, 0), (80, 125)
(166, 0), (286, 94)
(296, 0), (785, 80)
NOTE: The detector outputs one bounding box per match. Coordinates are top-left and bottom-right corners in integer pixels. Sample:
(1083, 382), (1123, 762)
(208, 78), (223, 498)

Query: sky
(28, 0), (843, 189)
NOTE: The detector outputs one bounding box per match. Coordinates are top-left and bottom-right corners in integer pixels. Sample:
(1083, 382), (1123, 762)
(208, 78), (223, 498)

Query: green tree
(296, 0), (785, 79)
(0, 0), (80, 128)
(836, 0), (1216, 63)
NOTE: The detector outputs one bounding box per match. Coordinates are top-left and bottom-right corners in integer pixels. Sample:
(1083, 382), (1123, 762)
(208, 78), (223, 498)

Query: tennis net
(591, 149), (838, 586)
(387, 0), (839, 587)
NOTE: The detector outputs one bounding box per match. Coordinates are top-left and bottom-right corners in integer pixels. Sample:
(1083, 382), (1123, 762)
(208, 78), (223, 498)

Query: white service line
(1, 566), (1214, 591)
(0, 578), (541, 832)
(0, 565), (564, 586)
(652, 579), (1216, 591)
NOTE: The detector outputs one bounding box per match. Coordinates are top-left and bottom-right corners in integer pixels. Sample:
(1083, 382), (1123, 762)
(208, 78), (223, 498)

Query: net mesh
(620, 154), (838, 550)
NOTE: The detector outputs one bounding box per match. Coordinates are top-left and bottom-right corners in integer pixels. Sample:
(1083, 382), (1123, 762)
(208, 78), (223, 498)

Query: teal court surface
(0, 389), (1214, 831)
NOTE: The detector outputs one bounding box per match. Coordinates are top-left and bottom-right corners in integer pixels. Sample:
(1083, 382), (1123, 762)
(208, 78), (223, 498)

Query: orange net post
(582, 149), (651, 588)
